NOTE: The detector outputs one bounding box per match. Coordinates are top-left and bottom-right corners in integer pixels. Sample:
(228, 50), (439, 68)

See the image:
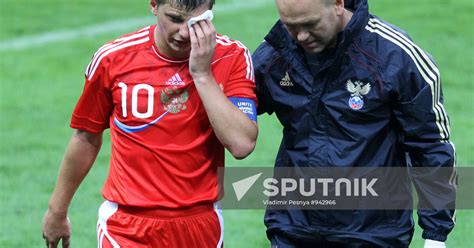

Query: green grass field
(1, 0), (472, 247)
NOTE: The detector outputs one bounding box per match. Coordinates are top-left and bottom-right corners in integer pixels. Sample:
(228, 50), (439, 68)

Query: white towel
(187, 10), (214, 27)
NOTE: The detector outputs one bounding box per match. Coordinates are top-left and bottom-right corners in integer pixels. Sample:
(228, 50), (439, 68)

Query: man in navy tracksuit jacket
(252, 0), (456, 247)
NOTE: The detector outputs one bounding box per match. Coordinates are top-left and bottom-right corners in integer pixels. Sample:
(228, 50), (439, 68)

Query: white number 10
(118, 82), (154, 119)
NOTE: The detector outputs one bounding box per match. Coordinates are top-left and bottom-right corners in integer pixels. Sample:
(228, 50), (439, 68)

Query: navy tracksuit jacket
(252, 0), (456, 246)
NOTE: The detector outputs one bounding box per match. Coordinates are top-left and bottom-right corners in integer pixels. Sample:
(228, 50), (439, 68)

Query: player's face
(150, 1), (211, 58)
(276, 0), (345, 53)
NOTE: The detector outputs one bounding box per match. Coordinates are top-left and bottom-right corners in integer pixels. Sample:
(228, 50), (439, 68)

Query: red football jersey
(71, 25), (256, 208)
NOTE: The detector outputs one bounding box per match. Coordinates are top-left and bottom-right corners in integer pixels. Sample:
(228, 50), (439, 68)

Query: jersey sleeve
(70, 54), (113, 133)
(222, 43), (256, 102)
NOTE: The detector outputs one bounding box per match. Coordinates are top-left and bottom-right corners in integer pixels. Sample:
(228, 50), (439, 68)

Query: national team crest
(346, 80), (371, 110)
(160, 86), (189, 114)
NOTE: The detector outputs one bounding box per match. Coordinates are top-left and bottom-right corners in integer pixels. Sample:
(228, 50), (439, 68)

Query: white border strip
(214, 201), (225, 248)
(0, 0), (272, 51)
(97, 201), (121, 248)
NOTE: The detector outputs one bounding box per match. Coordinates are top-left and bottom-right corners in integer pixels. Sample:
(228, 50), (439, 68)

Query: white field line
(0, 0), (272, 52)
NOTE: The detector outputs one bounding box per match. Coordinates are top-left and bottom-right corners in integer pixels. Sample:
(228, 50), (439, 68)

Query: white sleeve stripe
(449, 141), (457, 226)
(86, 31), (150, 75)
(366, 20), (455, 227)
(366, 19), (450, 140)
(216, 35), (254, 81)
(88, 30), (149, 74)
(137, 25), (151, 33)
(115, 30), (149, 43)
(368, 19), (441, 102)
(245, 47), (255, 81)
(86, 33), (148, 75)
(450, 141), (457, 224)
(448, 141), (457, 188)
(216, 39), (251, 80)
(367, 20), (439, 102)
(85, 60), (93, 76)
(221, 35), (254, 81)
(86, 30), (149, 76)
(369, 18), (450, 138)
(87, 37), (149, 80)
(216, 37), (252, 80)
(366, 24), (448, 139)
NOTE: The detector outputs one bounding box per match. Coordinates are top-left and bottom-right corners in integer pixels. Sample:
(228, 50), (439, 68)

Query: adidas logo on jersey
(280, 72), (294, 87)
(166, 73), (185, 86)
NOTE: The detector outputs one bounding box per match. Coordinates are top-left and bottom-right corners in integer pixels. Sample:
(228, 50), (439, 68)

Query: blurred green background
(1, 0), (472, 247)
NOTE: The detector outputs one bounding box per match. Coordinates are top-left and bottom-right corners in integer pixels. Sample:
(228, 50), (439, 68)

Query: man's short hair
(155, 0), (215, 11)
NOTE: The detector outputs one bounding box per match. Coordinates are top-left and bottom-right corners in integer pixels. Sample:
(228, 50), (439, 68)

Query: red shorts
(96, 201), (224, 248)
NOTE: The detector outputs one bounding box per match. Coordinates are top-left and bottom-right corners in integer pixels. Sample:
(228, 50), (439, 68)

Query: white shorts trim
(97, 200), (121, 248)
(214, 201), (224, 248)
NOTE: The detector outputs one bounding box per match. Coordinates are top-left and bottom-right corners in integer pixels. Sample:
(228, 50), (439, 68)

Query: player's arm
(188, 20), (257, 159)
(42, 129), (102, 248)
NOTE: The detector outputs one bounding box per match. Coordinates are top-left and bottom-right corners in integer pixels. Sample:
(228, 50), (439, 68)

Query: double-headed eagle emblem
(346, 80), (371, 110)
(160, 86), (189, 114)
(346, 79), (371, 97)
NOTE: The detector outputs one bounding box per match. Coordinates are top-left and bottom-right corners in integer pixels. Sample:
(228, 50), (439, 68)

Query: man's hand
(42, 209), (71, 248)
(424, 239), (446, 248)
(41, 130), (102, 247)
(188, 19), (216, 82)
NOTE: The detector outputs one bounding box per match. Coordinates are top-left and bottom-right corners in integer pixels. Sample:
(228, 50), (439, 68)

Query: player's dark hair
(155, 0), (215, 11)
